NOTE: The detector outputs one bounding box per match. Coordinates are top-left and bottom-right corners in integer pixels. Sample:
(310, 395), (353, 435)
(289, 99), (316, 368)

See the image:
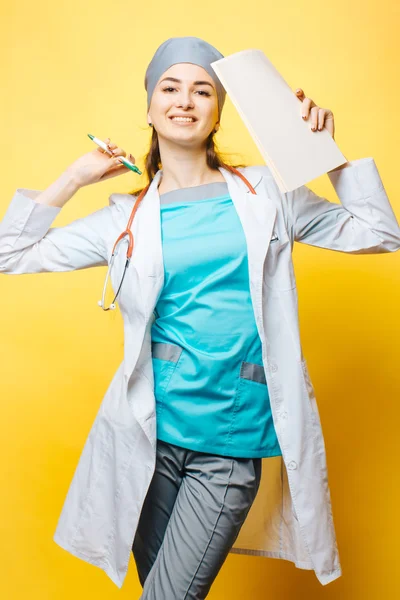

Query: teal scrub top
(151, 181), (282, 459)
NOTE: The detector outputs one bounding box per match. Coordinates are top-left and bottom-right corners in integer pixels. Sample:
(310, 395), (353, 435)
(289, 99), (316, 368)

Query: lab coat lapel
(131, 169), (164, 282)
(119, 170), (164, 379)
(218, 166), (277, 279)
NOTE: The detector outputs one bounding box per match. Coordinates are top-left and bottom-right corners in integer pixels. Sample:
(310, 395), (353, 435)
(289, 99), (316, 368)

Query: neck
(156, 136), (226, 195)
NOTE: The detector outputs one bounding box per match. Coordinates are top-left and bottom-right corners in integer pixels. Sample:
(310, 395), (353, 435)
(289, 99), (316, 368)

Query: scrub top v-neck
(150, 181), (282, 459)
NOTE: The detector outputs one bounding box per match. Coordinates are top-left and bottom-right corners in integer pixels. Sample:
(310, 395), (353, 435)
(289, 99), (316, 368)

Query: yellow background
(1, 0), (399, 598)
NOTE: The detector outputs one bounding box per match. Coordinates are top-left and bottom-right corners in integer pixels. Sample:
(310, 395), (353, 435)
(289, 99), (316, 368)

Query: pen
(87, 133), (142, 175)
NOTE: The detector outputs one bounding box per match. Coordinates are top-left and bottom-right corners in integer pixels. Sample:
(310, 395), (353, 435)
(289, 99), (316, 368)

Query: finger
(111, 159), (128, 169)
(99, 160), (130, 182)
(105, 156), (128, 171)
(108, 146), (127, 158)
(310, 106), (319, 131)
(317, 108), (326, 131)
(96, 144), (110, 154)
(110, 155), (125, 165)
(301, 97), (313, 120)
(101, 137), (114, 154)
(295, 88), (305, 100)
(96, 138), (112, 155)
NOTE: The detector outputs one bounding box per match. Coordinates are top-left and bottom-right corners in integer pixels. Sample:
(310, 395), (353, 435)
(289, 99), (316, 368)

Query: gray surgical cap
(144, 36), (226, 119)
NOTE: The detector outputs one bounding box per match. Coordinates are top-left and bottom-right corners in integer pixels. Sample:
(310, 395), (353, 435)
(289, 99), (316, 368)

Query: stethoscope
(98, 165), (257, 311)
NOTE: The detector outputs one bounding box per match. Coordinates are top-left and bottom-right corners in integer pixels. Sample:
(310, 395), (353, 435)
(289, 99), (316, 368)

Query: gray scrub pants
(132, 438), (262, 599)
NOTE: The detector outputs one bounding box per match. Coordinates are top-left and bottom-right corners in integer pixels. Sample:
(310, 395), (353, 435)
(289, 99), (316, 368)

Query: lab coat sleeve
(0, 188), (110, 274)
(283, 157), (400, 253)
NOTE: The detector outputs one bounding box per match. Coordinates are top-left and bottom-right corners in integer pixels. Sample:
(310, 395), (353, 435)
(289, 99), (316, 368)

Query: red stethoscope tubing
(100, 166), (257, 310)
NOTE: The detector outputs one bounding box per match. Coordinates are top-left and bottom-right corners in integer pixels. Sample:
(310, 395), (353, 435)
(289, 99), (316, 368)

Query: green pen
(87, 133), (142, 175)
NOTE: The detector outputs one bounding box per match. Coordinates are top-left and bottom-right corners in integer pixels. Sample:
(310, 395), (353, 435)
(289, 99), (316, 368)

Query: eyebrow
(159, 77), (215, 89)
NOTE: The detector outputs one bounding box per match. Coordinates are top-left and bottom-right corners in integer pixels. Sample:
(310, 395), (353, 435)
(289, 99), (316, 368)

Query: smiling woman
(129, 38), (247, 198)
(149, 63), (220, 151)
(2, 31), (398, 596)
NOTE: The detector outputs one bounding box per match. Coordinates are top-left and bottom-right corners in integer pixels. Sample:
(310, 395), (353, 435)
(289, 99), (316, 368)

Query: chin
(162, 129), (206, 143)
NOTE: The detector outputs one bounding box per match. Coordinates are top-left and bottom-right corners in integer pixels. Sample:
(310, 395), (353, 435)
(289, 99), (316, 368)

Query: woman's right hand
(66, 138), (136, 188)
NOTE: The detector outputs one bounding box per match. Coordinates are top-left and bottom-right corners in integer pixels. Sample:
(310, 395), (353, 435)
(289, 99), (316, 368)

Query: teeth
(171, 117), (195, 122)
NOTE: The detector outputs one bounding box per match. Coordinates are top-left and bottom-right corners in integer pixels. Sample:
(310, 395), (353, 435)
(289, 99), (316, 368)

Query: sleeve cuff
(7, 189), (62, 232)
(327, 157), (383, 202)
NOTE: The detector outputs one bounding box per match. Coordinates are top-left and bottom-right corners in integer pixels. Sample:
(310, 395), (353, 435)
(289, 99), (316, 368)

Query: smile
(169, 117), (196, 124)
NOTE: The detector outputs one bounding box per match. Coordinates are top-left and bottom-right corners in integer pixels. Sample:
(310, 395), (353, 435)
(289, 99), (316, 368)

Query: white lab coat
(1, 158), (399, 588)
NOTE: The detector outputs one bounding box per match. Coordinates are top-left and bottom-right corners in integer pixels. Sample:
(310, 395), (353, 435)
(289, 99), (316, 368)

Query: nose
(176, 89), (194, 110)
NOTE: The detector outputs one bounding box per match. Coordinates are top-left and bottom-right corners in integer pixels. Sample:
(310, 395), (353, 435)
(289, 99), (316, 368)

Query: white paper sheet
(211, 49), (347, 193)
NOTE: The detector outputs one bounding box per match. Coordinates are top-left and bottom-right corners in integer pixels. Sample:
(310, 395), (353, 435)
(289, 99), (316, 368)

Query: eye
(162, 87), (211, 97)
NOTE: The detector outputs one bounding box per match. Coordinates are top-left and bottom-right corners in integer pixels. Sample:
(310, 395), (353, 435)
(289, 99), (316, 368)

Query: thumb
(99, 156), (130, 181)
(108, 155), (126, 168)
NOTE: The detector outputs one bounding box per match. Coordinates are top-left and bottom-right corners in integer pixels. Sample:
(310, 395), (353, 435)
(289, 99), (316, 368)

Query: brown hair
(127, 127), (248, 197)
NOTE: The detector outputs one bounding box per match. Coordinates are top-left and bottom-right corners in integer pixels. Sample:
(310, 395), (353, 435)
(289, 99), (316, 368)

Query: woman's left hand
(295, 89), (335, 140)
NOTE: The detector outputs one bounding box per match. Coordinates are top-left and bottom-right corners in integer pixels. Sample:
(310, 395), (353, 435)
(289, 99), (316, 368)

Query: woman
(1, 36), (399, 598)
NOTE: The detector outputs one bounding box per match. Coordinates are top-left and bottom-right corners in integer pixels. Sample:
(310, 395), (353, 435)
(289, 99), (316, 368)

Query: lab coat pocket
(230, 361), (281, 456)
(151, 342), (183, 413)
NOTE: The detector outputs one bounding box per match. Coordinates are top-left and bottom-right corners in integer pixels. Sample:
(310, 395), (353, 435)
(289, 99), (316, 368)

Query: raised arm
(0, 186), (111, 274)
(0, 137), (134, 274)
(282, 157), (400, 254)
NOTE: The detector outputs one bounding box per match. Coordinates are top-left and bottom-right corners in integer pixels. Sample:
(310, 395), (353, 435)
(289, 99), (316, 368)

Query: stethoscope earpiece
(97, 299), (116, 310)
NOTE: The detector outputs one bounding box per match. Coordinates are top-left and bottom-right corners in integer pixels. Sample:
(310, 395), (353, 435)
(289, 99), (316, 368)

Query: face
(147, 63), (220, 147)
